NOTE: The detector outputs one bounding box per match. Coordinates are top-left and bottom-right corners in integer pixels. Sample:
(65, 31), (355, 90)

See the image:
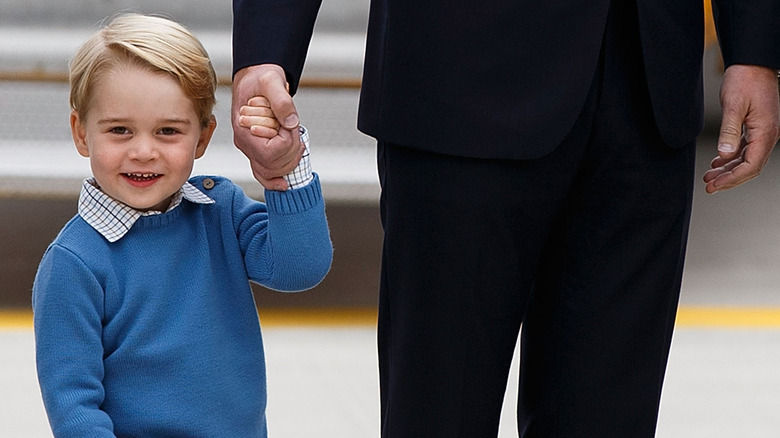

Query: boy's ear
(195, 115), (216, 159)
(70, 110), (90, 157)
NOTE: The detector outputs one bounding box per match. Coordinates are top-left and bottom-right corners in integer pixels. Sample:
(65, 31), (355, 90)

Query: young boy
(32, 14), (332, 437)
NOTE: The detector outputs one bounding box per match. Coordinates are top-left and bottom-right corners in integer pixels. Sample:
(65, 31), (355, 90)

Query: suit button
(203, 178), (215, 189)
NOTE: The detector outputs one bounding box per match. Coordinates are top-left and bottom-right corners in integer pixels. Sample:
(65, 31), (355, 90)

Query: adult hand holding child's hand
(232, 64), (304, 190)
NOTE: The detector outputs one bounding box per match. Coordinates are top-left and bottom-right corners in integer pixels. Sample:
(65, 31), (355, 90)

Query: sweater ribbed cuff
(264, 173), (323, 214)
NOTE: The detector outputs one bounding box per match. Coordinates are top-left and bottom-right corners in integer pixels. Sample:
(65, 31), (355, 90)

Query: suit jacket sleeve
(232, 0), (323, 94)
(713, 0), (780, 70)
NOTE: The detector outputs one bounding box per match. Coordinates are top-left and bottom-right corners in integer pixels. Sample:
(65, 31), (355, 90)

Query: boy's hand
(239, 96), (281, 138)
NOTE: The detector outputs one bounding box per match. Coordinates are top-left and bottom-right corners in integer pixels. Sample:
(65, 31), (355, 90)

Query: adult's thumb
(716, 113), (744, 159)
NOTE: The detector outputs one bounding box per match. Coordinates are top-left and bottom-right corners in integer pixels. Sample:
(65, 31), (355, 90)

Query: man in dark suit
(231, 0), (780, 436)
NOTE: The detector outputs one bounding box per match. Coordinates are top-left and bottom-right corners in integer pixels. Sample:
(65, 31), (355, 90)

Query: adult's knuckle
(720, 124), (741, 137)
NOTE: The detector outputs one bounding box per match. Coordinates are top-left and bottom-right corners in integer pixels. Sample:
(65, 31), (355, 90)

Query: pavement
(3, 317), (780, 437)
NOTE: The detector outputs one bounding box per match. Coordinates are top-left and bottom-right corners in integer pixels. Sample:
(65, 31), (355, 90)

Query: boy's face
(71, 65), (216, 212)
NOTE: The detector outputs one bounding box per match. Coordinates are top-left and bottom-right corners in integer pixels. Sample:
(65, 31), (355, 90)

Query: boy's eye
(159, 127), (179, 135)
(110, 127), (130, 135)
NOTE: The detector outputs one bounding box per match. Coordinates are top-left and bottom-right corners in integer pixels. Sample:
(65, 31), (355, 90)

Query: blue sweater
(33, 175), (332, 437)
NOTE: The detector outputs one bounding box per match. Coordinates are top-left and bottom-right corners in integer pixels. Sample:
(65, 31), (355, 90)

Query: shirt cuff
(283, 126), (314, 190)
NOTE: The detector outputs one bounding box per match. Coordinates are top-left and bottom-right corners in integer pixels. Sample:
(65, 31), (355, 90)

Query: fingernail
(284, 114), (299, 128)
(718, 143), (736, 153)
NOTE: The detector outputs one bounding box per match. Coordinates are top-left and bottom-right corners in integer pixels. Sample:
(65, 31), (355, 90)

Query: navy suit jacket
(233, 0), (780, 159)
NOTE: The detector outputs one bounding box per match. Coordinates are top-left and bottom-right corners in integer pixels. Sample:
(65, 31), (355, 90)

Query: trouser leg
(517, 138), (695, 437)
(517, 1), (697, 436)
(517, 137), (695, 438)
(376, 96), (596, 437)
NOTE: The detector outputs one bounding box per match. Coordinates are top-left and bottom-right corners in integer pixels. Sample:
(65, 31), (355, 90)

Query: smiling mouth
(124, 173), (161, 181)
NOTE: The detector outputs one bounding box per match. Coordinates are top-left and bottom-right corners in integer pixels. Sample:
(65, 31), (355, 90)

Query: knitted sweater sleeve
(33, 244), (116, 437)
(234, 173), (332, 291)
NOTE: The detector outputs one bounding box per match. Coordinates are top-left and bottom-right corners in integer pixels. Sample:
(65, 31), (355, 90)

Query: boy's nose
(128, 138), (159, 161)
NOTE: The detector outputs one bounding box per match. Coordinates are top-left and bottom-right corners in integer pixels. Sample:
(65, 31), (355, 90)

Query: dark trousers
(376, 1), (696, 436)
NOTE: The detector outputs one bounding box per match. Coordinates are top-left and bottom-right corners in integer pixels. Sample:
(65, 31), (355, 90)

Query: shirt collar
(78, 177), (214, 243)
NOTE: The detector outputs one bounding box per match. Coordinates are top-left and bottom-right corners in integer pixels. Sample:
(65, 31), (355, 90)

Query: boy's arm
(260, 173), (333, 291)
(33, 246), (115, 437)
(231, 173), (332, 292)
(230, 130), (331, 291)
(233, 103), (331, 289)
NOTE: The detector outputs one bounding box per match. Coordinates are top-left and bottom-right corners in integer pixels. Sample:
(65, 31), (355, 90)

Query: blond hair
(69, 13), (217, 128)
